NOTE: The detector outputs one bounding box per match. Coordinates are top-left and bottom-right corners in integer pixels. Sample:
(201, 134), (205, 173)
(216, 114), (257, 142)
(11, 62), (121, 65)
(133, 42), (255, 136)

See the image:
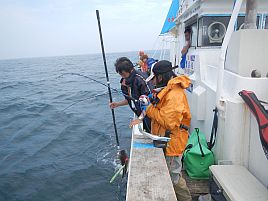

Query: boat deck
(126, 124), (210, 201)
(182, 171), (209, 201)
(126, 125), (177, 201)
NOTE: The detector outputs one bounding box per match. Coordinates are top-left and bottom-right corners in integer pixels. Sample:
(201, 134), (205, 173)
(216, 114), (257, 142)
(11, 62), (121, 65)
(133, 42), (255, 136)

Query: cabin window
(188, 22), (198, 47)
(185, 16), (198, 48)
(265, 16), (268, 29)
(236, 15), (260, 30)
(198, 16), (230, 47)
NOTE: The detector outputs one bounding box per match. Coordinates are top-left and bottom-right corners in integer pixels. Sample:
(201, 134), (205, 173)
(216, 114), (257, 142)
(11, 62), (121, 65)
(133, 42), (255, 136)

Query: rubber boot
(174, 176), (192, 201)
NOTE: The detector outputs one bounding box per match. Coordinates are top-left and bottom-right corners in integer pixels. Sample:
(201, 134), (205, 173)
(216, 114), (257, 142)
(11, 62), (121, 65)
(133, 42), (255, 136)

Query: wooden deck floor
(182, 171), (209, 201)
(126, 124), (209, 201)
(126, 125), (177, 201)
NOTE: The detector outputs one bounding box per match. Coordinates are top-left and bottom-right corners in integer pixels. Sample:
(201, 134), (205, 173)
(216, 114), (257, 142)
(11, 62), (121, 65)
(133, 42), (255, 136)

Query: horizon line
(0, 49), (169, 61)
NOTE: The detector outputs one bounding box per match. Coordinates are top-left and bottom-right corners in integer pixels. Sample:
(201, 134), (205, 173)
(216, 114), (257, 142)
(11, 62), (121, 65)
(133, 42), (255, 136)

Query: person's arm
(146, 93), (185, 131)
(109, 99), (128, 109)
(181, 40), (191, 55)
(129, 92), (149, 128)
(129, 106), (147, 128)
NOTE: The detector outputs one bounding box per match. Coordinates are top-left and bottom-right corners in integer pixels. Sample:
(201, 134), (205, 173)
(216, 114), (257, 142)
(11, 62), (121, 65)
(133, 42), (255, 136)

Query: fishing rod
(96, 10), (129, 183)
(96, 10), (120, 149)
(96, 10), (129, 177)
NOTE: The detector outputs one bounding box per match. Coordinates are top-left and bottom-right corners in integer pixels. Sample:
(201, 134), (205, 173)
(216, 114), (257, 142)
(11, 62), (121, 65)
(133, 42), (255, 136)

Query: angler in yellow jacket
(130, 60), (192, 201)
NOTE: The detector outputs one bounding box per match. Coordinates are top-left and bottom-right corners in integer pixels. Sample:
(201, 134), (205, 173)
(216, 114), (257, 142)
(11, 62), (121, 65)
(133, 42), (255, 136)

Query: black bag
(209, 178), (226, 201)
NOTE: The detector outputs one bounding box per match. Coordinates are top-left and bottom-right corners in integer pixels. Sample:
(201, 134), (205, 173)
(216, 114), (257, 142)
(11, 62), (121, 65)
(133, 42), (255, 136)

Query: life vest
(147, 58), (157, 69)
(139, 61), (148, 73)
(239, 90), (268, 159)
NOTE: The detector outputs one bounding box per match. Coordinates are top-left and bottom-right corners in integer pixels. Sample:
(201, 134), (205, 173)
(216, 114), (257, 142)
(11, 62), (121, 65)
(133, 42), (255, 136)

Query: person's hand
(109, 102), (119, 109)
(129, 119), (142, 128)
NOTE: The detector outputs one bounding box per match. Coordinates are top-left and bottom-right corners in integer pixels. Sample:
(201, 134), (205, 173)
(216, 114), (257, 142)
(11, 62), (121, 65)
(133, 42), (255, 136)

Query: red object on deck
(239, 90), (268, 159)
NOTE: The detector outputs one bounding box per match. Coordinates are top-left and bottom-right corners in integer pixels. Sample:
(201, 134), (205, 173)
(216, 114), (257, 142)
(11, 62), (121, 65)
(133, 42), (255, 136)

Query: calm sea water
(0, 50), (169, 201)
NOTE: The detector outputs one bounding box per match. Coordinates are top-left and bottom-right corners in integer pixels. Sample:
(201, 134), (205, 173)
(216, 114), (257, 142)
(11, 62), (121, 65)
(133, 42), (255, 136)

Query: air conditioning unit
(208, 22), (226, 43)
(198, 16), (230, 47)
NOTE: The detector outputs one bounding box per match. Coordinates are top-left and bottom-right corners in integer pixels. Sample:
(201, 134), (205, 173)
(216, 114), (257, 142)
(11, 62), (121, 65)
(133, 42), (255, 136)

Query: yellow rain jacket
(146, 76), (191, 156)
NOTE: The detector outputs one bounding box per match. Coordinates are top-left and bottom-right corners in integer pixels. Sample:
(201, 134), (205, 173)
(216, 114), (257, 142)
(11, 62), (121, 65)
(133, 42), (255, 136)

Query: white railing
(216, 0), (244, 111)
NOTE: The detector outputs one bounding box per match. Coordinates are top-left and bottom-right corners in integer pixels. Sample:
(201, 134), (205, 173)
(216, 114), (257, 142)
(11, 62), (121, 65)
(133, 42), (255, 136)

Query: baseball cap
(146, 60), (178, 82)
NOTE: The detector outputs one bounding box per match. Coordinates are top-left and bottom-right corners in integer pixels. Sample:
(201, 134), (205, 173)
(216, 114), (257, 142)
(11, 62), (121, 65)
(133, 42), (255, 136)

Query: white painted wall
(181, 33), (268, 187)
(173, 0), (268, 187)
(225, 29), (268, 77)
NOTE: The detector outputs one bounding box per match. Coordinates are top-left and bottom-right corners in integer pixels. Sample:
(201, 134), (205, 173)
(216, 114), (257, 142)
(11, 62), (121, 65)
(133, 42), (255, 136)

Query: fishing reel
(139, 95), (151, 112)
(139, 95), (150, 106)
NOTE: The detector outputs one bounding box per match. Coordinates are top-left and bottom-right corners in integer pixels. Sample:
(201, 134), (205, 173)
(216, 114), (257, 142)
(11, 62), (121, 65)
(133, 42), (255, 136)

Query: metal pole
(96, 10), (120, 148)
(244, 0), (257, 29)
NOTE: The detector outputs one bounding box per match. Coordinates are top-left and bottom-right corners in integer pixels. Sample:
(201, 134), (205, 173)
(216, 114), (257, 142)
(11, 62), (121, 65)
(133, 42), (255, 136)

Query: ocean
(0, 50), (169, 201)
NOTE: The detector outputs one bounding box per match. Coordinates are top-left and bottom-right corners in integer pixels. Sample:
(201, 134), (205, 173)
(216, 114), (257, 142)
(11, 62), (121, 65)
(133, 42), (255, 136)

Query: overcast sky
(0, 0), (171, 60)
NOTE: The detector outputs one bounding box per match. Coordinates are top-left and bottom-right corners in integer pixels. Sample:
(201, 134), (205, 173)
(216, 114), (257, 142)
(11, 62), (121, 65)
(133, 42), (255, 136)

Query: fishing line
(61, 91), (115, 111)
(58, 72), (152, 132)
(58, 73), (110, 89)
(58, 72), (154, 133)
(57, 73), (138, 103)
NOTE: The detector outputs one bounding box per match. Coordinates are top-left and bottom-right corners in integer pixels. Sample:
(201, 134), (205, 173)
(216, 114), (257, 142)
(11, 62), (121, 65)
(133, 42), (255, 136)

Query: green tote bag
(183, 128), (214, 179)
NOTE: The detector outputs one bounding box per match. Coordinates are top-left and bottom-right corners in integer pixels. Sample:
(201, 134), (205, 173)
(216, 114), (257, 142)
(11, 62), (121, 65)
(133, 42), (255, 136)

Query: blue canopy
(160, 0), (180, 35)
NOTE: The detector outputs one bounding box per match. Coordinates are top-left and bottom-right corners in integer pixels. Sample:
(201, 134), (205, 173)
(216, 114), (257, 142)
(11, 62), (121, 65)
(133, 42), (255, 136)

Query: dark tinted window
(237, 15), (260, 30)
(190, 22), (198, 47)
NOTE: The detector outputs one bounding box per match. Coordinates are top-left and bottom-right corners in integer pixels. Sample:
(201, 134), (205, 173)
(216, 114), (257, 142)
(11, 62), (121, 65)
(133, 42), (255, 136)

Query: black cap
(153, 60), (172, 75)
(146, 60), (178, 82)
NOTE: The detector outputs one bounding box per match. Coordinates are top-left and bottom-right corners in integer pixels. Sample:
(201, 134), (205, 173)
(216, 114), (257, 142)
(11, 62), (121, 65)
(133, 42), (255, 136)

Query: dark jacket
(121, 69), (152, 116)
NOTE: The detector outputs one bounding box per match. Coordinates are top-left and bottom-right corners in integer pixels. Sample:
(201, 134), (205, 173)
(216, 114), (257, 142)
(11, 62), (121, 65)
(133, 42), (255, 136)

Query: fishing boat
(126, 0), (268, 200)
